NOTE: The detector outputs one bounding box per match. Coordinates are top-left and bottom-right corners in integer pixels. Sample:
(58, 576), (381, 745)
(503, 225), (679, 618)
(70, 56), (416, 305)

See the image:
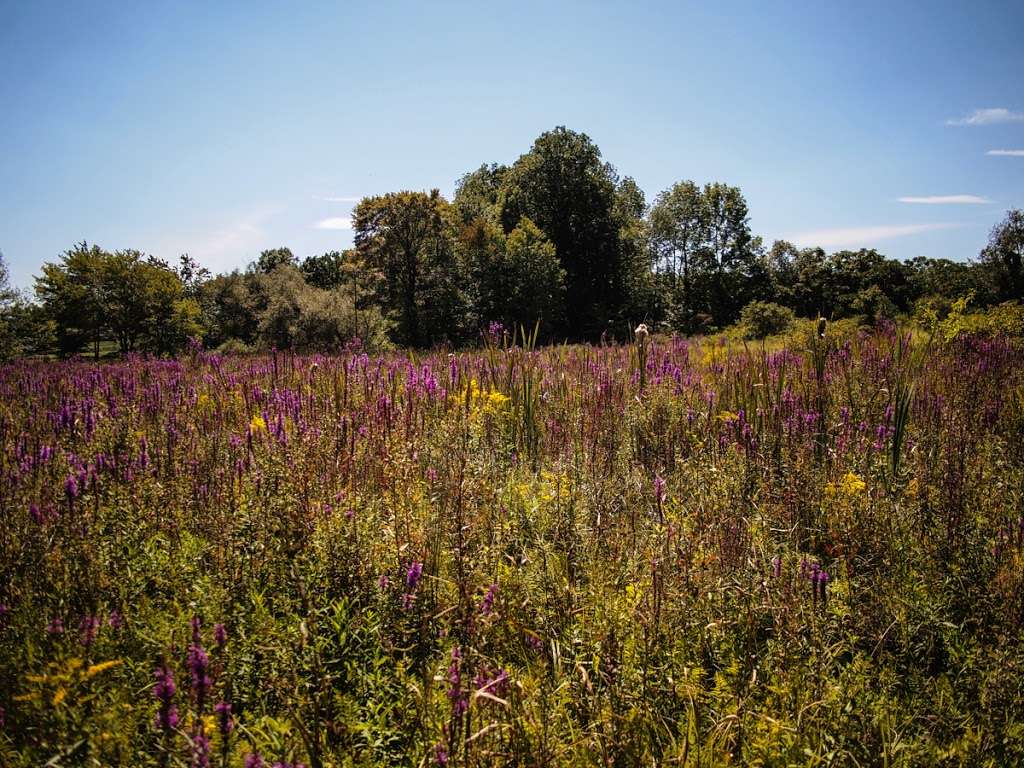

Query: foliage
(353, 190), (468, 347)
(497, 127), (643, 338)
(33, 244), (201, 357)
(4, 128), (1022, 358)
(979, 209), (1024, 302)
(2, 326), (1023, 765)
(255, 247), (298, 275)
(738, 300), (795, 338)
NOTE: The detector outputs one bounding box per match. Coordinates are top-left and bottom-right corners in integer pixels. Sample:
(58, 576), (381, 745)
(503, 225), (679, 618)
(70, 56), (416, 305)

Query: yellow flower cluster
(456, 379), (511, 418)
(826, 471), (866, 497)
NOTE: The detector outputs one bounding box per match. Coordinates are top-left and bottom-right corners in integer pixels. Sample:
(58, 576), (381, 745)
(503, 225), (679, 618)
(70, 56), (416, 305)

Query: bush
(215, 337), (254, 355)
(293, 288), (391, 352)
(852, 285), (897, 327)
(739, 300), (795, 339)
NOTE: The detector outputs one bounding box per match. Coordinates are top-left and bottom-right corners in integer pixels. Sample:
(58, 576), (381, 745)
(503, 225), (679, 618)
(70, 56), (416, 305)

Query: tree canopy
(3, 128), (1021, 358)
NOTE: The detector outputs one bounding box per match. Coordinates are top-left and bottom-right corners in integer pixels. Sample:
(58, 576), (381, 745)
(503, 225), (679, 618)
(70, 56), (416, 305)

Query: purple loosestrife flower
(153, 663), (179, 731)
(434, 744), (449, 766)
(46, 617), (64, 635)
(214, 623), (227, 649)
(772, 556), (782, 579)
(215, 700), (233, 736)
(189, 643), (212, 708)
(108, 610), (125, 630)
(480, 583), (499, 617)
(818, 571), (830, 605)
(447, 646), (468, 717)
(79, 614), (100, 647)
(406, 560), (423, 590)
(64, 474), (79, 502)
(243, 754), (265, 768)
(191, 727), (210, 768)
(654, 474), (667, 506)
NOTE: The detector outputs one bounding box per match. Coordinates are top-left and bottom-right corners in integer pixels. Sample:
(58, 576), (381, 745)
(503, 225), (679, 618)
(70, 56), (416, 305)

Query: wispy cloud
(315, 216), (353, 230)
(987, 149), (1024, 157)
(787, 223), (961, 249)
(946, 108), (1024, 126)
(898, 195), (990, 204)
(152, 207), (278, 272)
(317, 195), (362, 203)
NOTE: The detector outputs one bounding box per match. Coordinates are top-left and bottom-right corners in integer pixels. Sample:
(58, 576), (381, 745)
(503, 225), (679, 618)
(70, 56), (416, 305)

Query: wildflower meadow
(2, 322), (1023, 766)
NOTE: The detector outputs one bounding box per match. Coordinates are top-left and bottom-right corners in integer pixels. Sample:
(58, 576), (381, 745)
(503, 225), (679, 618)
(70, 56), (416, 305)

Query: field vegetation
(2, 319), (1023, 766)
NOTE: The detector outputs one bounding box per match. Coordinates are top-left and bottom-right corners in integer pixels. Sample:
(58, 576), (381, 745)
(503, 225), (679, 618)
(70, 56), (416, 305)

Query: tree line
(1, 126), (1021, 359)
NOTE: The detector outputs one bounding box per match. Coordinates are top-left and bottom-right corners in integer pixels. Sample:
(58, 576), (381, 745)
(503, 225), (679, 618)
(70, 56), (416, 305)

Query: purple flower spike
(406, 560), (423, 590)
(153, 663), (179, 731)
(215, 700), (233, 736)
(654, 474), (667, 506)
(480, 583), (498, 616)
(214, 623), (227, 649)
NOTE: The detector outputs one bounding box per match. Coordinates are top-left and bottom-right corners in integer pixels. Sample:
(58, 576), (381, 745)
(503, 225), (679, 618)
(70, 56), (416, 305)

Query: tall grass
(1, 324), (1022, 766)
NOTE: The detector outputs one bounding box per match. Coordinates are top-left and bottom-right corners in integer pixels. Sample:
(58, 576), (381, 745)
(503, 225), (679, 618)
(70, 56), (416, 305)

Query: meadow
(1, 322), (1023, 766)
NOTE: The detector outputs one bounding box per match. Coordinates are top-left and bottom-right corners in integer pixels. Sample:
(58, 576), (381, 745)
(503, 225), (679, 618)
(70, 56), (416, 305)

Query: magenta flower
(153, 663), (179, 731)
(406, 560), (423, 590)
(479, 583), (498, 617)
(64, 474), (79, 501)
(215, 700), (233, 736)
(654, 474), (667, 506)
(79, 614), (100, 647)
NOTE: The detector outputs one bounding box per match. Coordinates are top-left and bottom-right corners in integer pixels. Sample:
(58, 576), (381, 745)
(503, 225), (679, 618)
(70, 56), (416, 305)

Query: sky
(1, 0), (1022, 290)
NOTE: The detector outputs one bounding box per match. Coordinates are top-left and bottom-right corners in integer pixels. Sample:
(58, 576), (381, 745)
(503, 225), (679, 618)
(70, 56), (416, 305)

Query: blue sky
(1, 0), (1022, 289)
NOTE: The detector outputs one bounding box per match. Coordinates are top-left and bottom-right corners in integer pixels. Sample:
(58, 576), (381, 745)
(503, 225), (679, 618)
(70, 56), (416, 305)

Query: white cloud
(150, 207), (277, 273)
(987, 149), (1024, 157)
(317, 195), (362, 203)
(787, 223), (961, 249)
(315, 216), (352, 230)
(946, 108), (1024, 126)
(897, 195), (990, 204)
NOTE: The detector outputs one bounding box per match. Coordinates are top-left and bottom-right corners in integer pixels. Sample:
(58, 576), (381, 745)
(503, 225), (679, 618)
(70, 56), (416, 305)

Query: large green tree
(35, 242), (108, 358)
(497, 127), (639, 339)
(35, 244), (201, 357)
(980, 209), (1024, 301)
(459, 216), (566, 336)
(353, 190), (468, 347)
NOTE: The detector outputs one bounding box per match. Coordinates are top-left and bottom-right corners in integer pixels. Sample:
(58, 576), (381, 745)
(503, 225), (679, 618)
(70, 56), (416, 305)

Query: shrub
(852, 285), (897, 326)
(739, 300), (795, 339)
(215, 337), (254, 355)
